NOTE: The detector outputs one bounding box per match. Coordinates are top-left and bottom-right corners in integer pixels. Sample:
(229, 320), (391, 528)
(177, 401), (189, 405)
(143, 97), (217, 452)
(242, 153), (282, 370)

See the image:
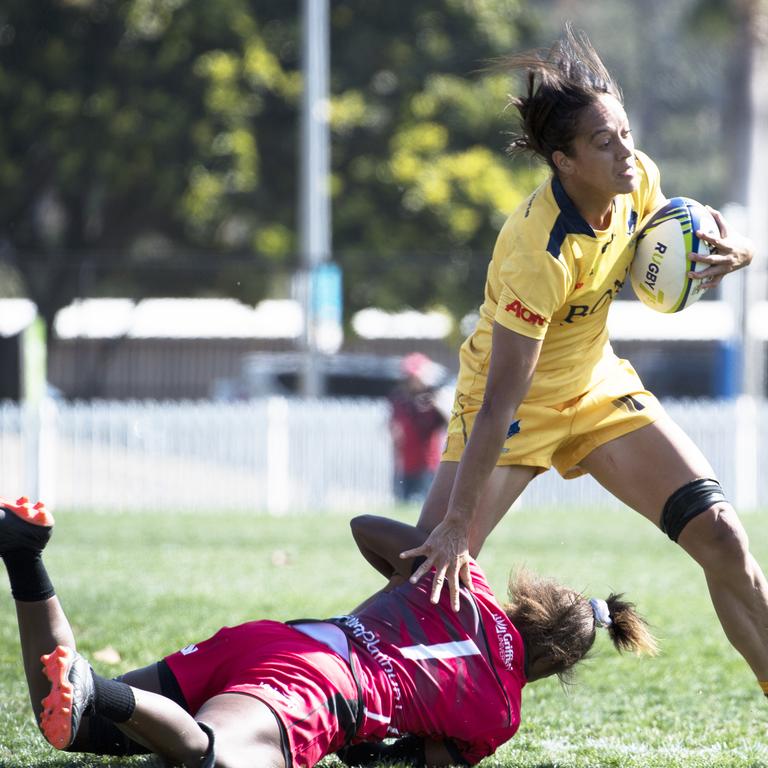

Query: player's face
(560, 94), (637, 197)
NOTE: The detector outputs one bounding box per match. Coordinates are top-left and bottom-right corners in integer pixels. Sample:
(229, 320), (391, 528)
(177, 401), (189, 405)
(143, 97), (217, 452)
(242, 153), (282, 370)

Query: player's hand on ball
(400, 518), (474, 611)
(689, 206), (754, 289)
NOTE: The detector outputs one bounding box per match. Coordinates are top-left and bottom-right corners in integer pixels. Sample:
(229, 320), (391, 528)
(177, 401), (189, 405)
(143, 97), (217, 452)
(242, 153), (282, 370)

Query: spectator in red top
(390, 353), (448, 503)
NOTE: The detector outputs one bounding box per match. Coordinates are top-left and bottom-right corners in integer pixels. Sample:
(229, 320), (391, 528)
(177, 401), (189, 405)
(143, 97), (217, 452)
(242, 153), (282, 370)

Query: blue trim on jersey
(547, 177), (596, 258)
(627, 209), (638, 235)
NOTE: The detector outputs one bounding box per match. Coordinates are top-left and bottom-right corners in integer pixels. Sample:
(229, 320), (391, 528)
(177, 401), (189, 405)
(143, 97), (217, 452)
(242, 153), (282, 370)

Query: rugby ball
(630, 197), (720, 313)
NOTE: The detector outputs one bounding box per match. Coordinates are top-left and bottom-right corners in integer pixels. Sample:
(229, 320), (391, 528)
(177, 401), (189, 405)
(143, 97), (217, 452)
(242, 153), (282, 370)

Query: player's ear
(552, 149), (573, 176)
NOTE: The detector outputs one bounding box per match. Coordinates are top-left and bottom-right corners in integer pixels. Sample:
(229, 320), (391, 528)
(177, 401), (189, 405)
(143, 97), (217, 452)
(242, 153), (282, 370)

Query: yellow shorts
(443, 358), (664, 479)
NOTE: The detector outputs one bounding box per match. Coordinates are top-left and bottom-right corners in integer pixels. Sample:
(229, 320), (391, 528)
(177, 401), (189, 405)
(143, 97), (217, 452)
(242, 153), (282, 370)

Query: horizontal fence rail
(1, 397), (766, 514)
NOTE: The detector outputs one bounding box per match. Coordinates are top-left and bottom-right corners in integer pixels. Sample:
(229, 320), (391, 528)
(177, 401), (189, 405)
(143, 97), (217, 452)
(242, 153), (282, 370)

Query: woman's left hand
(688, 206), (754, 290)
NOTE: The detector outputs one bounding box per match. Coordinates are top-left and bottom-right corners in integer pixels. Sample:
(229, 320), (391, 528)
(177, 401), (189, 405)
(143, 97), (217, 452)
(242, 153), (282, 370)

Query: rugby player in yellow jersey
(402, 25), (768, 701)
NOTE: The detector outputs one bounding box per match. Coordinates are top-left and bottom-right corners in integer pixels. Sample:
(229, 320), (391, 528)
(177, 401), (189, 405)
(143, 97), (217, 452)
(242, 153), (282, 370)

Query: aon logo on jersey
(504, 299), (546, 327)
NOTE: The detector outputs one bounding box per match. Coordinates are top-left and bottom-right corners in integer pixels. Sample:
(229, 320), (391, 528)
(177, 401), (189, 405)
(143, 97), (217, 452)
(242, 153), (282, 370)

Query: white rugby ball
(630, 197), (719, 313)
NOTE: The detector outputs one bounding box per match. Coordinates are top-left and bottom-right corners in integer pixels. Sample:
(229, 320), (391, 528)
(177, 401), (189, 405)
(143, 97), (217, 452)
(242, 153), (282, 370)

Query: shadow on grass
(0, 756), (160, 768)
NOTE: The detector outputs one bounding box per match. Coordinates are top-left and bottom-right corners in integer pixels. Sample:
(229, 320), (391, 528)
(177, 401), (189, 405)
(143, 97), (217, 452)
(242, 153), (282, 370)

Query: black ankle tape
(3, 550), (55, 601)
(197, 722), (216, 768)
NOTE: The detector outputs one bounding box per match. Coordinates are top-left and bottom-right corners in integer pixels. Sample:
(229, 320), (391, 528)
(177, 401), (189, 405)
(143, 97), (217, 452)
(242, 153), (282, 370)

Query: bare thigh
(195, 692), (287, 768)
(578, 415), (717, 526)
(417, 461), (537, 556)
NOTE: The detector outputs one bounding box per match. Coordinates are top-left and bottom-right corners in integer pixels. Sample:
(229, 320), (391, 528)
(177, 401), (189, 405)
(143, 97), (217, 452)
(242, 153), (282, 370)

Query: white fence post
(20, 399), (57, 504)
(267, 397), (290, 515)
(734, 394), (759, 511)
(37, 397), (58, 507)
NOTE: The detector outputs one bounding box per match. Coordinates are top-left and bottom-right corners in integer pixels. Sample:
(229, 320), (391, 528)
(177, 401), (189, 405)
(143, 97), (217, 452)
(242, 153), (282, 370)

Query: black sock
(78, 713), (150, 756)
(92, 674), (136, 723)
(2, 550), (55, 601)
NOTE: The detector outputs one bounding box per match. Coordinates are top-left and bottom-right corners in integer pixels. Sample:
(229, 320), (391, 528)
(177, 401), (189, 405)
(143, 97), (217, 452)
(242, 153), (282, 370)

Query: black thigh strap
(197, 721), (216, 768)
(660, 478), (727, 542)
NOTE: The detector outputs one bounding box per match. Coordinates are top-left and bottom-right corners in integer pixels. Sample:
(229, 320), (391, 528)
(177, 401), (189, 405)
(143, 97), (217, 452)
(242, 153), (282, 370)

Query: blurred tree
(0, 0), (541, 336)
(684, 0), (766, 206)
(531, 0), (751, 207)
(0, 0), (747, 340)
(0, 0), (301, 334)
(328, 0), (542, 321)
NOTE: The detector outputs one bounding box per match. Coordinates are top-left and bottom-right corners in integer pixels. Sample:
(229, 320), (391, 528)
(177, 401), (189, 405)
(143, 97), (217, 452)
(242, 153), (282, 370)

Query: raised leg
(0, 496), (71, 717)
(2, 497), (210, 762)
(580, 416), (768, 684)
(16, 597), (77, 718)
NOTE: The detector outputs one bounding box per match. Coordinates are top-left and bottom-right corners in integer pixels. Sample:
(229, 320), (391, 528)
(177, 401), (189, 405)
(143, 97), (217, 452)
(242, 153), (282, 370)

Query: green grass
(1, 504), (767, 767)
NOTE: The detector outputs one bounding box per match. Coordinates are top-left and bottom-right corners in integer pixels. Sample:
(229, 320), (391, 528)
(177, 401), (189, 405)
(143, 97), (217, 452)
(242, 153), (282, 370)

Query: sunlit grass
(1, 503), (766, 767)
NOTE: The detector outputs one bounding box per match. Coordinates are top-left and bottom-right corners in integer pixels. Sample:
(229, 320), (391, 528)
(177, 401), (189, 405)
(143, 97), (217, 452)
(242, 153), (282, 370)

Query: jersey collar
(546, 176), (598, 258)
(551, 176), (596, 238)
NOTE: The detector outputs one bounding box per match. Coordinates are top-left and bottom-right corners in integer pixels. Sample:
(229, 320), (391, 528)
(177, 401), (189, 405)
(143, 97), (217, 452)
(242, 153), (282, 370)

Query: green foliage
(0, 0), (300, 325)
(0, 0), (538, 327)
(0, 0), (755, 331)
(328, 0), (542, 319)
(1, 504), (767, 766)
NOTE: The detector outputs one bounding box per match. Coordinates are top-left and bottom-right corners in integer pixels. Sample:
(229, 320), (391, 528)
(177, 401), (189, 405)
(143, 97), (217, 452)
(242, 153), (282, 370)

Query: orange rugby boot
(0, 496), (54, 556)
(39, 645), (95, 750)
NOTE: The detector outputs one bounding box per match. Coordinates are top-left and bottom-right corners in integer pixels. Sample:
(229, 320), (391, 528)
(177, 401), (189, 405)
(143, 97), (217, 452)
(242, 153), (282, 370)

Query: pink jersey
(332, 559), (526, 765)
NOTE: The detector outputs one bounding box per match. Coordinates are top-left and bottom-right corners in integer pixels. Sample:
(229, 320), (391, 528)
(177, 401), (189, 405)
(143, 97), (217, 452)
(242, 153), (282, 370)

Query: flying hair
(603, 592), (659, 656)
(501, 24), (623, 169)
(505, 568), (657, 685)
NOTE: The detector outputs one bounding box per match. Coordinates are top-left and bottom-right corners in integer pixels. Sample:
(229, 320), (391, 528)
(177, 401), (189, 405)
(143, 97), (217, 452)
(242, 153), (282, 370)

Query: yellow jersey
(457, 150), (665, 406)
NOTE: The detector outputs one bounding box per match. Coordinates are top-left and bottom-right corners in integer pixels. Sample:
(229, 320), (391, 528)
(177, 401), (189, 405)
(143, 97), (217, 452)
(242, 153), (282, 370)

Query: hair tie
(589, 598), (612, 628)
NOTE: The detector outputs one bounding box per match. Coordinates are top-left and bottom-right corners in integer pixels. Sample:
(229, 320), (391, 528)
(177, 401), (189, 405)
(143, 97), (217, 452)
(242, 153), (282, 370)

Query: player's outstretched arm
(350, 514), (429, 580)
(402, 324), (542, 611)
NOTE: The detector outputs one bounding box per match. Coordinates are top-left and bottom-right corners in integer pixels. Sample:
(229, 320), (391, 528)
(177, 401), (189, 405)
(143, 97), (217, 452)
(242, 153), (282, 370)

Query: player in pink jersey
(1, 497), (656, 767)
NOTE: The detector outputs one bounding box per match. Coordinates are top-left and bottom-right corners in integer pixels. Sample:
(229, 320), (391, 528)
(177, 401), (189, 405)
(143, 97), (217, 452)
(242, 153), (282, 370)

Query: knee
(680, 504), (751, 571)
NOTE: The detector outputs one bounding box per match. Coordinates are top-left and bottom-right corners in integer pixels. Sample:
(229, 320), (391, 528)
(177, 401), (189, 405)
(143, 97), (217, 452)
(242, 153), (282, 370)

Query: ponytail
(602, 593), (658, 656)
(507, 569), (657, 684)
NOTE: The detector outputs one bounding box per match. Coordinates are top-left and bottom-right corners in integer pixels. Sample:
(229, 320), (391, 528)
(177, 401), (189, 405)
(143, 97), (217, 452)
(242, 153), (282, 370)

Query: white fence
(0, 399), (394, 513)
(1, 397), (766, 513)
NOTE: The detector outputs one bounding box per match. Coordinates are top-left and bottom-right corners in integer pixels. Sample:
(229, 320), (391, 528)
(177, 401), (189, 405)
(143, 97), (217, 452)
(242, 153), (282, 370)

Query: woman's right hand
(400, 517), (474, 611)
(401, 324), (541, 612)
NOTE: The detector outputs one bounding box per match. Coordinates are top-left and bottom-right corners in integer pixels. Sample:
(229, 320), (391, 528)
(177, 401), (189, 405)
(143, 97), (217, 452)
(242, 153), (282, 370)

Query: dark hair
(505, 568), (657, 684)
(503, 24), (622, 169)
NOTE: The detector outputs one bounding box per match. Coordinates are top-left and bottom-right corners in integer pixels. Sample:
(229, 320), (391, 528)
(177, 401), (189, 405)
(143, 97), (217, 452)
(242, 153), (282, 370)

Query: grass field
(1, 503), (766, 767)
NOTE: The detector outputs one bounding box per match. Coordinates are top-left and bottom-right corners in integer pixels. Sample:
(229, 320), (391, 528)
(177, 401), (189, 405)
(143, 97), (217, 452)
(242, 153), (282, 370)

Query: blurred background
(0, 0), (766, 513)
